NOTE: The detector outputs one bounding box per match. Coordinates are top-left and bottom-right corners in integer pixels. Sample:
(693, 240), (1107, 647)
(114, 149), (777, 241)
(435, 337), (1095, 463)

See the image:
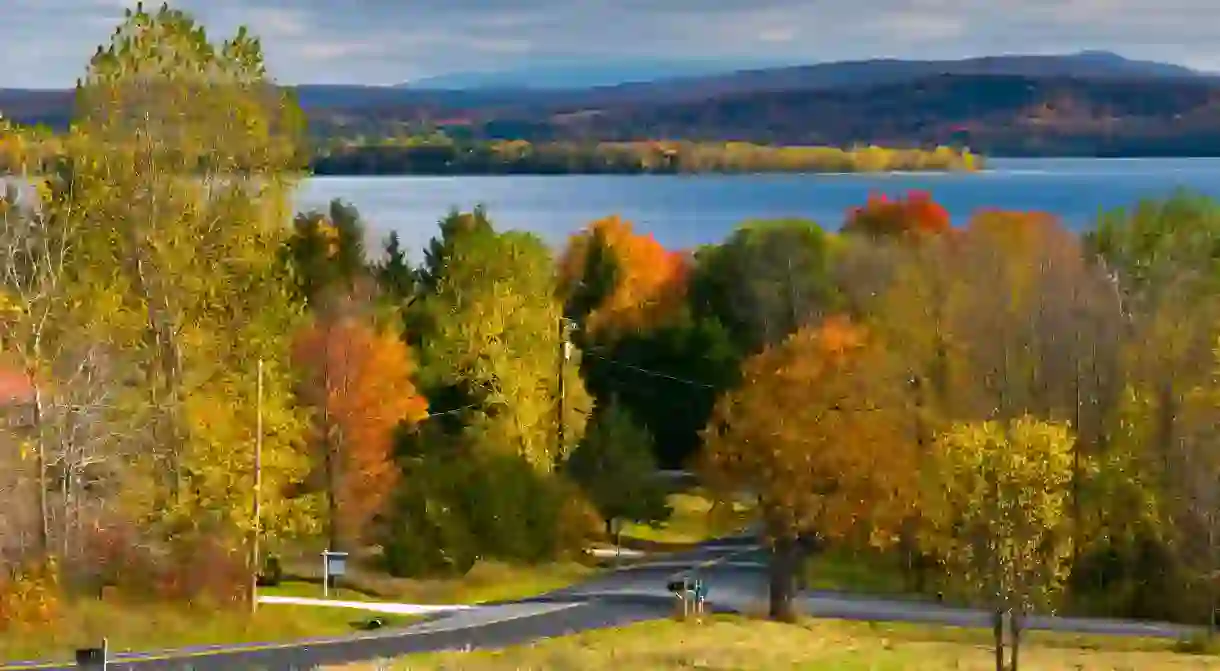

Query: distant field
(330, 615), (1220, 670)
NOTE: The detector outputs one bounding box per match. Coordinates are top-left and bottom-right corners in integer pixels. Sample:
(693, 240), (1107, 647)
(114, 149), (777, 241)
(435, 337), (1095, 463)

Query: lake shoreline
(295, 158), (1220, 267)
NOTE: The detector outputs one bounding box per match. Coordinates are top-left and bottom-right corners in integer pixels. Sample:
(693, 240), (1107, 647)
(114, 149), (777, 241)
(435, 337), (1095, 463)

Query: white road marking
(257, 595), (474, 615)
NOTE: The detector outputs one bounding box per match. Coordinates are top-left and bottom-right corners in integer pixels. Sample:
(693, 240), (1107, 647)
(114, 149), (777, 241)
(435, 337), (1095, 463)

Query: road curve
(0, 534), (1199, 670)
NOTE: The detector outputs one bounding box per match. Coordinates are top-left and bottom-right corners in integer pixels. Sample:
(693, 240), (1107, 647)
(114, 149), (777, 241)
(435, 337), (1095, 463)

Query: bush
(258, 555), (283, 587)
(0, 559), (61, 631)
(381, 452), (589, 577)
(155, 534), (249, 606)
(82, 523), (249, 606)
(566, 401), (672, 534)
(382, 456), (480, 577)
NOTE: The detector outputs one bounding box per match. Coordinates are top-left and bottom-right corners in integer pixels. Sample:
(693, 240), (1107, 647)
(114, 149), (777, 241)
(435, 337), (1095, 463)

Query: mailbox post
(666, 577), (691, 618)
(322, 550), (349, 598)
(666, 577), (708, 619)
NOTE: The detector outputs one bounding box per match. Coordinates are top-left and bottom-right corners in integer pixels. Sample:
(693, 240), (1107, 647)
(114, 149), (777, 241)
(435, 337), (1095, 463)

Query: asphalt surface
(0, 533), (1200, 670)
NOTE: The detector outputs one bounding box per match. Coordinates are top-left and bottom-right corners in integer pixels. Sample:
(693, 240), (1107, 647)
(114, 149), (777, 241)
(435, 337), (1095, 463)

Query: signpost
(321, 550), (349, 598)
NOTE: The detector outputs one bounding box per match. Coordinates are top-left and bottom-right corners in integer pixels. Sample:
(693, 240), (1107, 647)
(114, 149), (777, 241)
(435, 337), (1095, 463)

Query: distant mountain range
(4, 51), (1220, 157)
(397, 58), (797, 90)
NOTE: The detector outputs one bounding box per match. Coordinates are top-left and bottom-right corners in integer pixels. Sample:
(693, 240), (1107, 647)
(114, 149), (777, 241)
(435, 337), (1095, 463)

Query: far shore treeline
(310, 137), (984, 175)
(0, 132), (984, 177)
(11, 1), (1220, 653)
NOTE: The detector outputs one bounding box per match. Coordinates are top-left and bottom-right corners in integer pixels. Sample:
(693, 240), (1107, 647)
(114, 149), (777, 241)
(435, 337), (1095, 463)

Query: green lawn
(329, 615), (1219, 670)
(618, 489), (754, 547)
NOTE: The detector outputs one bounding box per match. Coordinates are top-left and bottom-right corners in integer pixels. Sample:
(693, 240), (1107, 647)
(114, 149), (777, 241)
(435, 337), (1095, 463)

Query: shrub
(0, 558), (61, 631)
(381, 451), (589, 577)
(258, 555), (283, 587)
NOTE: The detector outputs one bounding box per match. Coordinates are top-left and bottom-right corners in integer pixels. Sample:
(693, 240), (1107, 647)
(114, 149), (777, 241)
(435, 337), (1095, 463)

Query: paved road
(0, 534), (1198, 670)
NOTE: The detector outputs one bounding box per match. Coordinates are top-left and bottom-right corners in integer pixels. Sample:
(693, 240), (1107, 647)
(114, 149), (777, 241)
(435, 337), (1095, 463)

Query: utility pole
(557, 317), (572, 468)
(251, 358), (264, 614)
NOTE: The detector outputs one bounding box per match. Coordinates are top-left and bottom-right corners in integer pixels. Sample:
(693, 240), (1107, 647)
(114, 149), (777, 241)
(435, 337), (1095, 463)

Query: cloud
(1, 0), (1218, 88)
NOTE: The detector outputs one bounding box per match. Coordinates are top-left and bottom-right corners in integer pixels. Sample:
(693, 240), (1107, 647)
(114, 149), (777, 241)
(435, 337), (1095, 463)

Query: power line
(581, 349), (716, 389)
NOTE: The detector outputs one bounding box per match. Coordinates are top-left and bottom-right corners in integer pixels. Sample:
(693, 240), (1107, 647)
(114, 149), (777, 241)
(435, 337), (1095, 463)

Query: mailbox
(75, 640), (107, 670)
(321, 550), (350, 598)
(323, 550), (349, 577)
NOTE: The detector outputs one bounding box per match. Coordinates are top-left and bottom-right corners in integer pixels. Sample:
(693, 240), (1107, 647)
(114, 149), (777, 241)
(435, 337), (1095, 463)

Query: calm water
(296, 158), (1220, 258)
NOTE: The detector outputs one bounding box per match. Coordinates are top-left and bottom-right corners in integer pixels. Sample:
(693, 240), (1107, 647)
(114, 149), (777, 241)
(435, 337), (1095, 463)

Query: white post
(323, 553), (330, 599)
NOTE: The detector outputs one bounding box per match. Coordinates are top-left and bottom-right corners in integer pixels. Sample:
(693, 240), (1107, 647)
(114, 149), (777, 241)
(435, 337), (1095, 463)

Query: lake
(295, 158), (1220, 258)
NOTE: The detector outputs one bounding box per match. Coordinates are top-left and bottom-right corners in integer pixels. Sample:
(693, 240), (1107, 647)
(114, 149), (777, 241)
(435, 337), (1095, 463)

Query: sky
(1, 0), (1217, 88)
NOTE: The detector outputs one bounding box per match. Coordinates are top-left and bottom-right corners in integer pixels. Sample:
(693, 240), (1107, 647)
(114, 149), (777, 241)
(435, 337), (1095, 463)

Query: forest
(310, 137), (982, 175)
(3, 2), (1220, 649)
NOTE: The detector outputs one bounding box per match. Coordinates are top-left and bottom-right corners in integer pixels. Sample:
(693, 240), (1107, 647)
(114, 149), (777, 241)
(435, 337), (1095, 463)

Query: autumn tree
(922, 417), (1078, 665)
(1084, 192), (1220, 621)
(59, 4), (315, 547)
(413, 213), (591, 472)
(842, 190), (952, 239)
(0, 135), (136, 569)
(700, 317), (918, 621)
(558, 215), (689, 339)
(293, 295), (428, 550)
(689, 219), (839, 354)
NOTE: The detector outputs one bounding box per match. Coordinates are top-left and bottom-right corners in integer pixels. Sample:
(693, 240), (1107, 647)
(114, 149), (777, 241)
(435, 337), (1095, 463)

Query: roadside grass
(617, 489), (754, 548)
(0, 560), (594, 665)
(0, 596), (411, 665)
(327, 615), (1219, 670)
(271, 557), (596, 605)
(802, 547), (912, 597)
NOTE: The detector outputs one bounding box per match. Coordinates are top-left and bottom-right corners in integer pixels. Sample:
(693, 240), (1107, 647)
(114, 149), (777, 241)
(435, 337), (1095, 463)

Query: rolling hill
(3, 52), (1219, 157)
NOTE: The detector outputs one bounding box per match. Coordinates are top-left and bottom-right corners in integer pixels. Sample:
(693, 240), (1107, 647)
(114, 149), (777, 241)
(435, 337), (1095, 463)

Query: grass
(270, 558), (595, 605)
(0, 560), (595, 665)
(0, 596), (413, 665)
(617, 489), (754, 548)
(801, 548), (911, 597)
(328, 615), (1220, 670)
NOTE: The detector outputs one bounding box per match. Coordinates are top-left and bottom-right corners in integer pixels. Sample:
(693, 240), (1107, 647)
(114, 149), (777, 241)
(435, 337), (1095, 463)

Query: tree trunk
(768, 536), (799, 622)
(325, 434), (342, 553)
(31, 380), (49, 557)
(993, 608), (1006, 671)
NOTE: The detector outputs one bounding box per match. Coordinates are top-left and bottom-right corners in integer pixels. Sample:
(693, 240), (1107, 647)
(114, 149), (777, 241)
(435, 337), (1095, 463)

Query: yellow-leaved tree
(57, 3), (315, 548)
(923, 416), (1078, 613)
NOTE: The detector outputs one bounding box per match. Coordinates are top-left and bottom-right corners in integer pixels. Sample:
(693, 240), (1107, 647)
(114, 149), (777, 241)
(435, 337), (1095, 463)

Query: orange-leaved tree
(843, 190), (952, 239)
(293, 309), (429, 550)
(558, 215), (689, 339)
(700, 316), (918, 621)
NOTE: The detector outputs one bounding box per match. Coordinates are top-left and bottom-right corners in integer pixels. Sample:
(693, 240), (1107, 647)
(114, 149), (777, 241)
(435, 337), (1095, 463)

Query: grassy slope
(333, 616), (1219, 670)
(0, 562), (596, 664)
(0, 598), (405, 664)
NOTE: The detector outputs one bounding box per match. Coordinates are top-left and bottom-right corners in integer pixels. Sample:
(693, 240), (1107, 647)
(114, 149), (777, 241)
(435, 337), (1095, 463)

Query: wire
(581, 349), (716, 389)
